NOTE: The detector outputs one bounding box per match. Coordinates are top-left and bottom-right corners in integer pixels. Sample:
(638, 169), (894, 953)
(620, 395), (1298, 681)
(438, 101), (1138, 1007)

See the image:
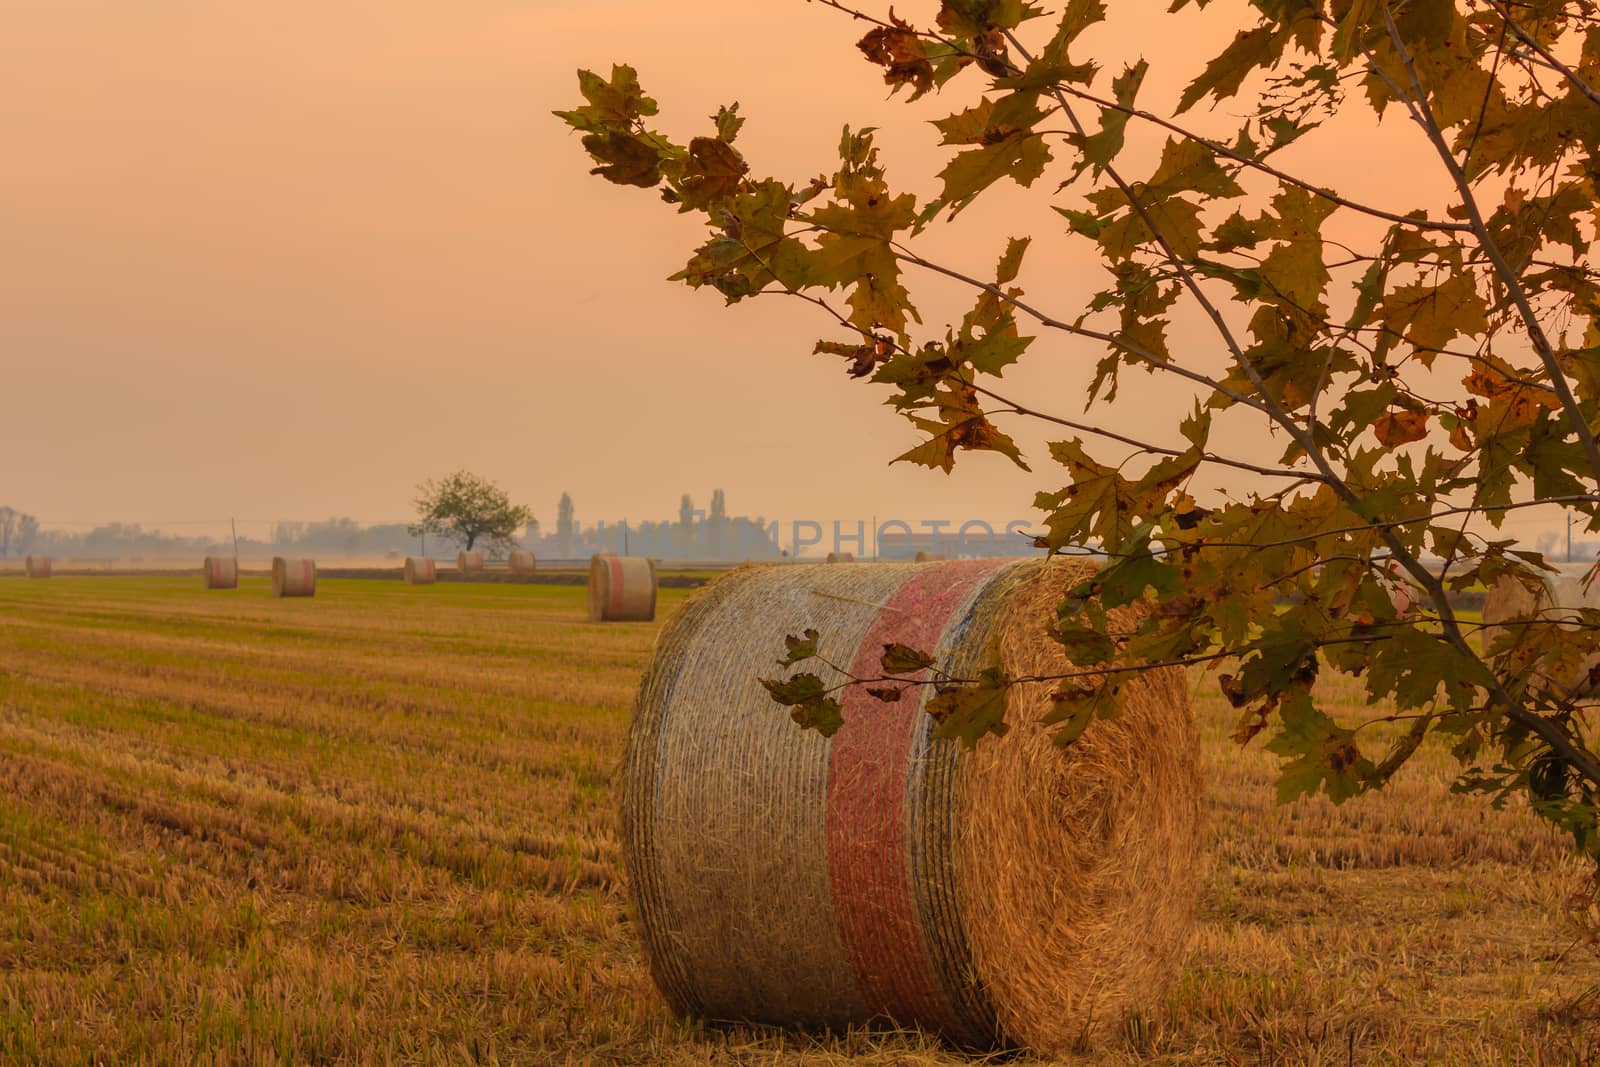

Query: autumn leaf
(858, 12), (937, 99)
(1054, 623), (1116, 664)
(881, 642), (937, 674)
(676, 137), (748, 209)
(928, 666), (1012, 747)
(1069, 60), (1146, 175)
(578, 130), (664, 188)
(779, 628), (822, 667)
(935, 97), (1052, 212)
(554, 65), (659, 131)
(1266, 693), (1374, 804)
(1373, 408), (1429, 446)
(1177, 23), (1295, 113)
(1380, 273), (1490, 362)
(761, 673), (845, 736)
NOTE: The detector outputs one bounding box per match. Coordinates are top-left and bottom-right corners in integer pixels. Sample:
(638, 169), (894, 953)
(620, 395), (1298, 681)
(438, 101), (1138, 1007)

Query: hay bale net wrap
(588, 554), (656, 622)
(403, 557), (436, 585)
(508, 550), (537, 576)
(25, 556), (51, 579)
(270, 557), (316, 597)
(202, 556), (238, 589)
(623, 558), (1202, 1052)
(457, 550), (485, 574)
(825, 552), (855, 563)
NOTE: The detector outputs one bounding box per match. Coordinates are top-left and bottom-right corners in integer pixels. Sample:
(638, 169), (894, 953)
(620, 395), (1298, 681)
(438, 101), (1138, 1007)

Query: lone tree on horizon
(562, 0), (1600, 873)
(409, 471), (532, 553)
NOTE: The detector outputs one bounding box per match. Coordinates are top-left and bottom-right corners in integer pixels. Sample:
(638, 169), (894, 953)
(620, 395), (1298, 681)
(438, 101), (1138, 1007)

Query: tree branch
(1487, 0), (1600, 107)
(1048, 80), (1473, 234)
(1375, 1), (1600, 487)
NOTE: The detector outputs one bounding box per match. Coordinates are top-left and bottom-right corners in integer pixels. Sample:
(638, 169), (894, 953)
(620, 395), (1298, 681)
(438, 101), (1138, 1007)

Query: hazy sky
(7, 2), (1548, 543)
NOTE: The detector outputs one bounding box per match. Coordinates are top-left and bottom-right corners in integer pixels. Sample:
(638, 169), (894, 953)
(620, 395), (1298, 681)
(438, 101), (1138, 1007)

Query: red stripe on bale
(826, 558), (1011, 1034)
(609, 555), (626, 618)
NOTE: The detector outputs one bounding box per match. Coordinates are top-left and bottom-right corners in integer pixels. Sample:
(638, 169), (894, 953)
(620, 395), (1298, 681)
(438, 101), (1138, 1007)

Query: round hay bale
(588, 554), (656, 622)
(1483, 569), (1600, 694)
(508, 550), (537, 576)
(403, 557), (436, 585)
(457, 550), (485, 575)
(271, 557), (316, 598)
(623, 558), (1201, 1053)
(24, 556), (51, 579)
(825, 551), (855, 563)
(201, 556), (238, 590)
(914, 551), (946, 562)
(1379, 559), (1413, 617)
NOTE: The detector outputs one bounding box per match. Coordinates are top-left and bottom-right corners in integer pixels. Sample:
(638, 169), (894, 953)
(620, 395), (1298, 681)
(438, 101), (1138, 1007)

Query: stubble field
(0, 576), (1597, 1065)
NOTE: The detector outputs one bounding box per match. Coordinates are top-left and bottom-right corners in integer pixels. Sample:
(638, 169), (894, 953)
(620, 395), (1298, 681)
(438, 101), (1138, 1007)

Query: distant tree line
(21, 518), (424, 559)
(0, 508), (39, 557)
(5, 489), (782, 561)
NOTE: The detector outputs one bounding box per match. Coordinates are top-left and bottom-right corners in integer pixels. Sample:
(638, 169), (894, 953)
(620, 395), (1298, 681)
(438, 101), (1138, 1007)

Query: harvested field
(0, 577), (1595, 1064)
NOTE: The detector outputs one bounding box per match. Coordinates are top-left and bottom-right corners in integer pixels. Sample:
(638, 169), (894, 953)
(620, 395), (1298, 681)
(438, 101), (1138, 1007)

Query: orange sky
(9, 2), (1544, 544)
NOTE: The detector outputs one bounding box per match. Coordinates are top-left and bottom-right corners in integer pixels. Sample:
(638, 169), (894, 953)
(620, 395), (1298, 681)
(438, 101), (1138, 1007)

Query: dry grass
(0, 577), (1595, 1064)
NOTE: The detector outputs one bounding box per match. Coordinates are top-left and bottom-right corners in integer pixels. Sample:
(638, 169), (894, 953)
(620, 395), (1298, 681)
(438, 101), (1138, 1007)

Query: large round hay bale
(24, 556), (50, 579)
(623, 558), (1200, 1053)
(271, 557), (316, 598)
(457, 550), (485, 575)
(508, 550), (537, 576)
(201, 556), (238, 589)
(588, 554), (656, 622)
(825, 551), (855, 563)
(403, 557), (436, 585)
(1483, 569), (1600, 694)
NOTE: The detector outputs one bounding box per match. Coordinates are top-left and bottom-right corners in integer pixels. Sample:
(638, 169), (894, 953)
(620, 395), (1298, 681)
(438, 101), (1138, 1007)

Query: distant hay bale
(1483, 569), (1600, 694)
(1482, 571), (1548, 653)
(24, 556), (50, 579)
(914, 551), (946, 562)
(1379, 559), (1414, 617)
(623, 558), (1201, 1053)
(588, 554), (656, 622)
(825, 552), (855, 563)
(403, 557), (436, 585)
(201, 556), (238, 590)
(457, 550), (485, 575)
(508, 550), (537, 576)
(271, 557), (316, 598)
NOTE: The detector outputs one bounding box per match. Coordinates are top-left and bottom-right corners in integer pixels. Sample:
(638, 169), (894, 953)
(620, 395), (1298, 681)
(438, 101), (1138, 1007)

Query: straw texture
(508, 551), (537, 576)
(202, 556), (238, 590)
(826, 552), (855, 563)
(588, 554), (656, 622)
(457, 550), (485, 575)
(403, 557), (436, 585)
(271, 557), (316, 598)
(24, 556), (50, 579)
(623, 558), (1201, 1053)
